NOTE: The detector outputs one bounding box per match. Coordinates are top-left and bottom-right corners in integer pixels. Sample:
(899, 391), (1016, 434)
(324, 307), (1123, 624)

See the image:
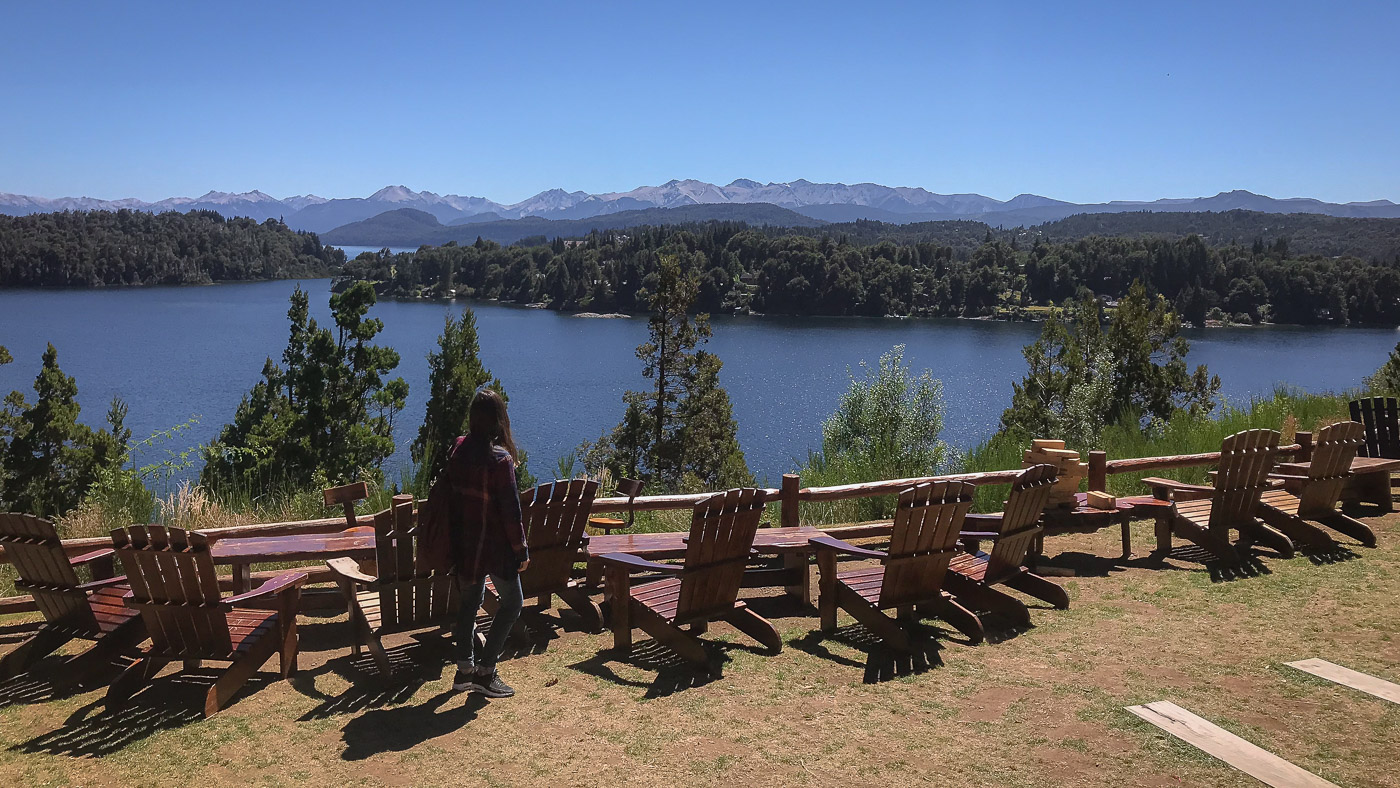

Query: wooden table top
(586, 525), (828, 559)
(209, 526), (375, 563)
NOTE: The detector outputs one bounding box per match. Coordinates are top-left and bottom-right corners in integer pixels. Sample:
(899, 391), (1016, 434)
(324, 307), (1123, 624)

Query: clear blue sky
(3, 1), (1396, 204)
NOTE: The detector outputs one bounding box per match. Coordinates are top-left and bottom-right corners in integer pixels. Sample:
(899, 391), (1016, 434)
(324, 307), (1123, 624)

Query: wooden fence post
(780, 473), (800, 528)
(1295, 431), (1313, 462)
(1088, 451), (1107, 492)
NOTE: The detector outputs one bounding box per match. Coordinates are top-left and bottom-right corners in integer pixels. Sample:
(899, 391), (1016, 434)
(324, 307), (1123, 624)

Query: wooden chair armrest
(1268, 473), (1311, 482)
(325, 556), (377, 586)
(958, 530), (1002, 540)
(1140, 477), (1216, 495)
(75, 576), (128, 593)
(70, 548), (115, 566)
(222, 570), (309, 609)
(809, 535), (887, 560)
(596, 553), (681, 575)
(963, 512), (1004, 527)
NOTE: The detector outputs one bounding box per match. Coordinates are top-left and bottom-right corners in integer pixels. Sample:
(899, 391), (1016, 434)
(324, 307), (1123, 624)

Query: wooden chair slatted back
(675, 488), (767, 623)
(1207, 429), (1281, 531)
(110, 525), (231, 657)
(0, 513), (94, 630)
(1298, 421), (1364, 515)
(519, 479), (598, 597)
(985, 465), (1058, 583)
(372, 495), (456, 631)
(1349, 397), (1400, 459)
(880, 481), (976, 610)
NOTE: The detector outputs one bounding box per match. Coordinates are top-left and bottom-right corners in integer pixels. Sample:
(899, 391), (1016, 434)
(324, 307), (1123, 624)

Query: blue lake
(1, 279), (1396, 487)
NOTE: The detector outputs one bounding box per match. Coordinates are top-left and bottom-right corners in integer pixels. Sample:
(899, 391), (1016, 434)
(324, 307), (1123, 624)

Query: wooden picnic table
(583, 525), (829, 602)
(211, 526), (375, 594)
(1277, 456), (1400, 514)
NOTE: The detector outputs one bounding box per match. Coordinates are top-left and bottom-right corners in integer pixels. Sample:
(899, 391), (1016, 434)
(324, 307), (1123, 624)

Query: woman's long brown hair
(468, 387), (517, 462)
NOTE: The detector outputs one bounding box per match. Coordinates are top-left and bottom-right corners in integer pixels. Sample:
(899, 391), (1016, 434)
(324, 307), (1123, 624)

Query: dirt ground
(0, 511), (1396, 788)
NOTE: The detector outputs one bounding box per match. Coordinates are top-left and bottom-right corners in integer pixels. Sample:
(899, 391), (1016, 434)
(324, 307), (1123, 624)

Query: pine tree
(593, 254), (750, 491)
(413, 310), (499, 481)
(202, 283), (408, 492)
(0, 344), (130, 516)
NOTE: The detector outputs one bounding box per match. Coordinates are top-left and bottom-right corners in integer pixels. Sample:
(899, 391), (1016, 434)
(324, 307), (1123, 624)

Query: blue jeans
(454, 572), (523, 670)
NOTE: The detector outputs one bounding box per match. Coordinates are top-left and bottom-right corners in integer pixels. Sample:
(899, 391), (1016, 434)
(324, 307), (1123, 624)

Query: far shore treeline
(3, 207), (1400, 326)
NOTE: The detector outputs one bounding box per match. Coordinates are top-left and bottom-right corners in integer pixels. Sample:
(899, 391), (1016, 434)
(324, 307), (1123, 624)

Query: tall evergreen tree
(202, 283), (408, 492)
(592, 254), (749, 491)
(0, 344), (130, 516)
(413, 310), (500, 482)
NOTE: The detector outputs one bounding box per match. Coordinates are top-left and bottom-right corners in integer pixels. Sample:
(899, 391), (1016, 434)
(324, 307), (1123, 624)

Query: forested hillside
(342, 222), (1400, 325)
(0, 210), (344, 287)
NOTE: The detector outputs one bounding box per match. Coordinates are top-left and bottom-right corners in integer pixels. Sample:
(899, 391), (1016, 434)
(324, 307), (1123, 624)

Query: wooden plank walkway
(1285, 659), (1400, 705)
(1126, 701), (1339, 788)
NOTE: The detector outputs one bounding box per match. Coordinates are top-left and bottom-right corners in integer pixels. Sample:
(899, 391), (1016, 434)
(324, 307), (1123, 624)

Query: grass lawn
(0, 511), (1397, 787)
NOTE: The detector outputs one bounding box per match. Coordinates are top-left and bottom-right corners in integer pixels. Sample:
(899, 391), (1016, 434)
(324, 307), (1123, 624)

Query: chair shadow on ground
(10, 670), (252, 757)
(790, 622), (944, 684)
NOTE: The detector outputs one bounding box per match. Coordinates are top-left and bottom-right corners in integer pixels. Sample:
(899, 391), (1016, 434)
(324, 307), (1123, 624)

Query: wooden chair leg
(557, 585), (604, 633)
(934, 594), (984, 645)
(1173, 518), (1239, 565)
(1241, 520), (1295, 558)
(723, 603), (782, 652)
(1258, 508), (1334, 552)
(0, 629), (68, 682)
(206, 640), (276, 717)
(1003, 570), (1070, 609)
(634, 606), (708, 668)
(837, 584), (912, 654)
(816, 549), (838, 633)
(278, 606), (299, 679)
(1317, 512), (1377, 548)
(365, 631), (392, 676)
(106, 656), (162, 712)
(604, 567), (633, 654)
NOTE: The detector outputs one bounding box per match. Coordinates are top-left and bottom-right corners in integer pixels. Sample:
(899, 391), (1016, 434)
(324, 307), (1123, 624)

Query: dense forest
(0, 209), (344, 287)
(342, 221), (1400, 326)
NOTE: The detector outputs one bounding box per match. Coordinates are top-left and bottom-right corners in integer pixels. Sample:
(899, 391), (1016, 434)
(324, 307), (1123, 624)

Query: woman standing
(443, 388), (528, 697)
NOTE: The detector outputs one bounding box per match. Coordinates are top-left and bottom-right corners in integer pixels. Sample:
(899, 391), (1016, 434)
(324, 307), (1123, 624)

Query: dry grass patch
(0, 513), (1397, 787)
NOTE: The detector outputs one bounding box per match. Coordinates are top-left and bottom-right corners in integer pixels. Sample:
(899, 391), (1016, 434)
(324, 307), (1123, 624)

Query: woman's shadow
(339, 689), (489, 761)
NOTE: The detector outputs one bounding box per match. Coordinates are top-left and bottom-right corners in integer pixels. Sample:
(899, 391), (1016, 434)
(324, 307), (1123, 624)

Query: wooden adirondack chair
(488, 479), (602, 633)
(1350, 397), (1400, 459)
(944, 464), (1068, 627)
(106, 526), (306, 717)
(1347, 397), (1400, 510)
(327, 494), (459, 675)
(1141, 428), (1294, 565)
(0, 513), (146, 684)
(1259, 421), (1376, 548)
(598, 488), (780, 674)
(812, 481), (985, 651)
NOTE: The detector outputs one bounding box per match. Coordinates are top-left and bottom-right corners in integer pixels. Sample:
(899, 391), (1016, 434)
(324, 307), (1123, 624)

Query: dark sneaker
(474, 669), (515, 698)
(452, 668), (480, 692)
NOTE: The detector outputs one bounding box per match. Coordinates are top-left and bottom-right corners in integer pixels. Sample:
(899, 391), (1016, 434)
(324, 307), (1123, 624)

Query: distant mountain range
(5, 180), (1399, 244)
(320, 204), (825, 247)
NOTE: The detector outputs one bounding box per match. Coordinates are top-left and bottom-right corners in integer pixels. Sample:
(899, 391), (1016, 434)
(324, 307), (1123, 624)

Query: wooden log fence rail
(0, 438), (1316, 618)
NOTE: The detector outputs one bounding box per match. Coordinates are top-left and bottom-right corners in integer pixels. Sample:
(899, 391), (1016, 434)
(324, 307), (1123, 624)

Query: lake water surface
(1, 279), (1396, 485)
